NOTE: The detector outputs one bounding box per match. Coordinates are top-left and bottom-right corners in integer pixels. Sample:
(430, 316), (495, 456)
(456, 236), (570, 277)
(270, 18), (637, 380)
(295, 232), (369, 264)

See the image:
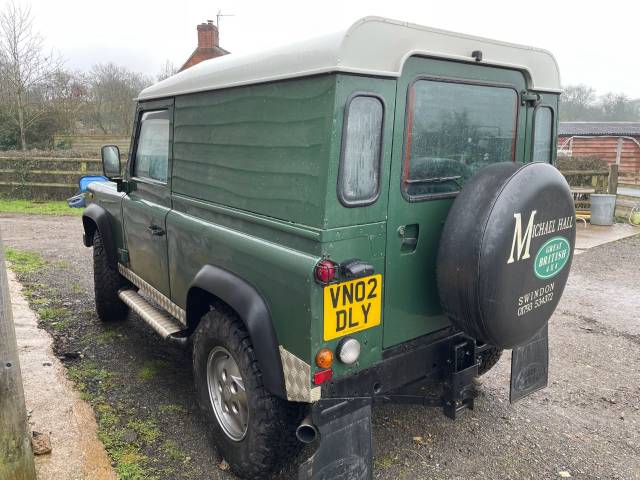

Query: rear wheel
(92, 230), (129, 322)
(192, 305), (303, 479)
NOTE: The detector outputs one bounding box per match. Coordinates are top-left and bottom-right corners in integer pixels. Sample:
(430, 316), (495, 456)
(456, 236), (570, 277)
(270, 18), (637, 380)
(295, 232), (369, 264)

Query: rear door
(122, 100), (174, 296)
(383, 57), (527, 348)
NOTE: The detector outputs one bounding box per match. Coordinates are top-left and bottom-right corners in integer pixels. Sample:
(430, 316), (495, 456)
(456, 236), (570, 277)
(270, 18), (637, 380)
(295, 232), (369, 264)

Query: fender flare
(82, 203), (117, 268)
(186, 265), (286, 399)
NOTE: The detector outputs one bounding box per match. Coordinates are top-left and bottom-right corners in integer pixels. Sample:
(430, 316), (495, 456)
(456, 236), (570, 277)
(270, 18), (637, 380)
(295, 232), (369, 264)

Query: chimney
(197, 20), (219, 49)
(179, 19), (228, 72)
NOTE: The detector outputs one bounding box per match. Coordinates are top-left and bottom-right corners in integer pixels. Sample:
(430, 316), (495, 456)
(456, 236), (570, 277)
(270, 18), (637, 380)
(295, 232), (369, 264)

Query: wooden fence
(559, 164), (638, 218)
(53, 134), (130, 155)
(0, 156), (102, 200)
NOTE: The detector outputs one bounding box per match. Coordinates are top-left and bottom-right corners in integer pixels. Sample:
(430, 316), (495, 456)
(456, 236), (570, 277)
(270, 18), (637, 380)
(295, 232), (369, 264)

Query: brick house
(179, 20), (229, 72)
(558, 122), (640, 182)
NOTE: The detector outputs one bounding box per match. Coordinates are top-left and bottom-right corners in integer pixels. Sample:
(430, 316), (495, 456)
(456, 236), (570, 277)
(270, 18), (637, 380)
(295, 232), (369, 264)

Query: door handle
(147, 224), (165, 236)
(398, 224), (419, 252)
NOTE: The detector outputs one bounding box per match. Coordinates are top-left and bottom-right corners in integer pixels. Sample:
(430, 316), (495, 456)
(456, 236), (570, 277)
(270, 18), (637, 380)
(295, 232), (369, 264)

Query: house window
(133, 110), (170, 182)
(533, 107), (553, 163)
(338, 94), (384, 206)
(403, 79), (518, 199)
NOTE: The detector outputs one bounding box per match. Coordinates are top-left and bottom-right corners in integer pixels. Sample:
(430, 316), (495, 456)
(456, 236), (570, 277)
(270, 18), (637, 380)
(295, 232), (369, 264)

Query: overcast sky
(7, 0), (635, 97)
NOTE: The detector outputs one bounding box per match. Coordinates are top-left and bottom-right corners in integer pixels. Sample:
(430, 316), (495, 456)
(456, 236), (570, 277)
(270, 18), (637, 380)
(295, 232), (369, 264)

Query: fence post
(608, 164), (619, 195)
(0, 228), (37, 480)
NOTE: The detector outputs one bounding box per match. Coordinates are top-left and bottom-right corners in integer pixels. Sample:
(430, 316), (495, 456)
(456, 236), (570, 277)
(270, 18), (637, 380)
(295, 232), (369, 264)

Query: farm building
(558, 122), (640, 184)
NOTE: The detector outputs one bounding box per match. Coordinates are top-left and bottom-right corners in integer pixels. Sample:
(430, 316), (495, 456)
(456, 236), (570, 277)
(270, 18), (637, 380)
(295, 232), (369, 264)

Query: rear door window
(403, 79), (518, 199)
(533, 107), (553, 163)
(133, 110), (170, 183)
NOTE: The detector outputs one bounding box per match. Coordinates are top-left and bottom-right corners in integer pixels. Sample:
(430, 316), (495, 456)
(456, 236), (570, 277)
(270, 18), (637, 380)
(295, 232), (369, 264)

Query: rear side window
(338, 94), (384, 206)
(404, 79), (518, 199)
(133, 110), (170, 182)
(533, 107), (553, 163)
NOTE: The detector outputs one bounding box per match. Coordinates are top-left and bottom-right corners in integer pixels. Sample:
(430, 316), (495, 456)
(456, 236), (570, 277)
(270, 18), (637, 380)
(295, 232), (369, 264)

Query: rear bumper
(322, 327), (470, 398)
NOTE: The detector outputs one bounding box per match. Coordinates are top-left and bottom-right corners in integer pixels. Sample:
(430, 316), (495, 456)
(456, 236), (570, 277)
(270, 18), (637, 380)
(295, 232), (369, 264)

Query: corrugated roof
(559, 122), (640, 136)
(138, 16), (561, 100)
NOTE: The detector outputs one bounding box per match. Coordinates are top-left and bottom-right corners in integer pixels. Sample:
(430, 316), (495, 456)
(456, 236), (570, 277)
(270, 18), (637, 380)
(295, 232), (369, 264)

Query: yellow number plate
(323, 274), (382, 341)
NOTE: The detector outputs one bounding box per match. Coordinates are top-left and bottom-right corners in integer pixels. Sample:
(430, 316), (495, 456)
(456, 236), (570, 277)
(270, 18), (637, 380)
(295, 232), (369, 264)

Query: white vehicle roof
(138, 16), (561, 101)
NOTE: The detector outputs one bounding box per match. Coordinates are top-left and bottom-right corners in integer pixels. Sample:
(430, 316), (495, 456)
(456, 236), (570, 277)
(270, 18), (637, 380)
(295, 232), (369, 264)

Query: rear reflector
(313, 368), (333, 385)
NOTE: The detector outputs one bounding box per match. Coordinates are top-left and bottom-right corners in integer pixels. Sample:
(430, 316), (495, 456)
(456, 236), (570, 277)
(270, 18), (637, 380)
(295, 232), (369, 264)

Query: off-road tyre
(192, 305), (304, 479)
(92, 230), (129, 322)
(478, 346), (503, 376)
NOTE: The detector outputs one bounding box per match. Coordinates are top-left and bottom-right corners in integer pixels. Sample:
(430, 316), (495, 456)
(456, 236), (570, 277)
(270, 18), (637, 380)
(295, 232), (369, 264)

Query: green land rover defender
(82, 17), (576, 479)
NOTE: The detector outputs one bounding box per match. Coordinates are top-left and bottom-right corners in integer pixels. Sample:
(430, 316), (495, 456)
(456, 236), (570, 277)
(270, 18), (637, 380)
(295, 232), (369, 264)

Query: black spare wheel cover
(437, 162), (576, 349)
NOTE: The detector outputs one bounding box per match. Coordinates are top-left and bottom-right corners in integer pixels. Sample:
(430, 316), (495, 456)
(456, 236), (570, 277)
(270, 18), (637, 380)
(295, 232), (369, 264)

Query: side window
(533, 107), (553, 163)
(133, 110), (170, 182)
(338, 94), (384, 206)
(403, 79), (518, 199)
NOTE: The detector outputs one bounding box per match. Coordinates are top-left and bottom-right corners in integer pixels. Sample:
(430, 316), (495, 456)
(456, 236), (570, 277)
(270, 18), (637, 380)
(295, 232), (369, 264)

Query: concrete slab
(574, 222), (639, 255)
(9, 269), (116, 480)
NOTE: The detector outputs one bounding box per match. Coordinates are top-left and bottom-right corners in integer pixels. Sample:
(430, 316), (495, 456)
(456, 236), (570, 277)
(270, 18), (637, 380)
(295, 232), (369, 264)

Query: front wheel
(92, 230), (129, 322)
(192, 305), (303, 479)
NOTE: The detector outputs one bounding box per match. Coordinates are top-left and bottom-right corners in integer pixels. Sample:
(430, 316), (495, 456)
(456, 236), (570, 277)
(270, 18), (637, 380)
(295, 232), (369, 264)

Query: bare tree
(45, 70), (88, 134)
(87, 63), (151, 134)
(559, 84), (597, 121)
(599, 92), (639, 121)
(157, 59), (177, 82)
(0, 1), (62, 149)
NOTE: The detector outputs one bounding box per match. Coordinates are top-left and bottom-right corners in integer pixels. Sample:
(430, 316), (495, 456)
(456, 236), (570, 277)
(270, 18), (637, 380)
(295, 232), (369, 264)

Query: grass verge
(4, 247), (47, 274)
(0, 199), (83, 216)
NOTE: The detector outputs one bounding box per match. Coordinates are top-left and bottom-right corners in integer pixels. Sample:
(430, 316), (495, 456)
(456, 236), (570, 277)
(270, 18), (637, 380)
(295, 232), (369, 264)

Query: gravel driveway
(1, 213), (639, 480)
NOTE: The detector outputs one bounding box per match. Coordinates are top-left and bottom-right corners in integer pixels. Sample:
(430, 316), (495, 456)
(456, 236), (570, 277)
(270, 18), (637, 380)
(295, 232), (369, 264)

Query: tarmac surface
(1, 213), (639, 480)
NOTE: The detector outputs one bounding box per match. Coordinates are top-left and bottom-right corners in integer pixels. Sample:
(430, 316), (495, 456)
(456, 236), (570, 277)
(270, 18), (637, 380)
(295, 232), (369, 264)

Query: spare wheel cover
(437, 162), (576, 348)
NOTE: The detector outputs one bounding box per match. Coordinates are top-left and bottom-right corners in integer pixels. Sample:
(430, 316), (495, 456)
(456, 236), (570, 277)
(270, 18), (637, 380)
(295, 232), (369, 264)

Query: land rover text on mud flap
(81, 17), (574, 480)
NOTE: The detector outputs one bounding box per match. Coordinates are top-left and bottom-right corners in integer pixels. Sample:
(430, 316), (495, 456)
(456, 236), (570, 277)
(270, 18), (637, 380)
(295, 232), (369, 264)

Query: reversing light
(315, 348), (334, 369)
(315, 259), (336, 284)
(313, 369), (333, 385)
(337, 337), (361, 365)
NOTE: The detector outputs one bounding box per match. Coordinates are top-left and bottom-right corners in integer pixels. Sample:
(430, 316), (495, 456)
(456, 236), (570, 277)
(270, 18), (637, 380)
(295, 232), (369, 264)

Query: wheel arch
(186, 264), (287, 399)
(82, 203), (118, 268)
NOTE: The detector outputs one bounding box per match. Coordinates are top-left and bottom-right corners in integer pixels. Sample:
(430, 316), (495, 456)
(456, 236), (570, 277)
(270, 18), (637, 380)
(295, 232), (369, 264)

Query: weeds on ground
(36, 306), (69, 321)
(162, 440), (188, 463)
(0, 199), (83, 216)
(138, 359), (169, 382)
(4, 247), (46, 274)
(96, 328), (122, 345)
(70, 365), (160, 480)
(158, 404), (186, 415)
(67, 361), (114, 391)
(55, 259), (70, 269)
(127, 419), (161, 443)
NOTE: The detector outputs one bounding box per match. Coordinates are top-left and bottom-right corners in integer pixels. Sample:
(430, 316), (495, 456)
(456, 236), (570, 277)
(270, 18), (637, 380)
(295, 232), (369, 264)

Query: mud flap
(510, 323), (549, 403)
(298, 399), (372, 480)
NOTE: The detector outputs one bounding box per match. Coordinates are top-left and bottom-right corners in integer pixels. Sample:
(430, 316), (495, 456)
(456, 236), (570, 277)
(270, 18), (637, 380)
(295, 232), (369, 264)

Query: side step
(118, 289), (187, 343)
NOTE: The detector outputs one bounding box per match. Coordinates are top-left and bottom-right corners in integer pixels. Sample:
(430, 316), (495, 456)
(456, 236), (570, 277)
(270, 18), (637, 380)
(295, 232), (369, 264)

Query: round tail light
(315, 259), (336, 284)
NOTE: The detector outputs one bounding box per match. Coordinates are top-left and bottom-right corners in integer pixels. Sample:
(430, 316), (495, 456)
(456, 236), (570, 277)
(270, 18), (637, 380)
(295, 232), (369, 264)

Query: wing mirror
(101, 145), (122, 179)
